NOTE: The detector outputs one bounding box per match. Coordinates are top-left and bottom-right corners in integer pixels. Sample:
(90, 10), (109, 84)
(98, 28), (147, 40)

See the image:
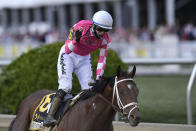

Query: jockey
(43, 10), (113, 127)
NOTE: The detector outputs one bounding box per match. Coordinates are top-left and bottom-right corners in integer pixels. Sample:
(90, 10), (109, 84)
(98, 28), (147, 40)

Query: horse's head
(112, 65), (141, 126)
(87, 66), (141, 126)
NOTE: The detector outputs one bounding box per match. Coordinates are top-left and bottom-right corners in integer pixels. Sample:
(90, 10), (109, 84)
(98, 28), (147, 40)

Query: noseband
(112, 76), (138, 119)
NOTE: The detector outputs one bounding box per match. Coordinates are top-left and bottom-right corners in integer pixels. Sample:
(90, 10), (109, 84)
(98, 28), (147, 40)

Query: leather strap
(97, 94), (121, 112)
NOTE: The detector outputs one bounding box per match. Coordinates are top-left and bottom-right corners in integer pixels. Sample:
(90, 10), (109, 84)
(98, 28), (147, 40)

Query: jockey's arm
(96, 43), (110, 80)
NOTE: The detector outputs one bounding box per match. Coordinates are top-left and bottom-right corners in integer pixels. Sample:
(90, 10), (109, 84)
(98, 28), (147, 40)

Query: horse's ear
(116, 65), (122, 77)
(129, 65), (136, 78)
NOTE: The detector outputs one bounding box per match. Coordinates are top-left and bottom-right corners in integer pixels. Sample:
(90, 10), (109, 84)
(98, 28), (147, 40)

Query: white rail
(0, 60), (12, 67)
(0, 114), (15, 128)
(186, 65), (196, 124)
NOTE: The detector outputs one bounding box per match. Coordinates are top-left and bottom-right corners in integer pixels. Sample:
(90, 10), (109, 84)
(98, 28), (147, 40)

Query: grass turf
(135, 75), (196, 124)
(0, 128), (8, 131)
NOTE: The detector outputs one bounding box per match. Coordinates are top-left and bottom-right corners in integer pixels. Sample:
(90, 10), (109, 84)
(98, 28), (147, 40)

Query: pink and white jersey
(65, 20), (111, 80)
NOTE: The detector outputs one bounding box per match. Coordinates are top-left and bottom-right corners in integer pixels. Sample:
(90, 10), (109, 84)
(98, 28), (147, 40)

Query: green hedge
(0, 42), (127, 114)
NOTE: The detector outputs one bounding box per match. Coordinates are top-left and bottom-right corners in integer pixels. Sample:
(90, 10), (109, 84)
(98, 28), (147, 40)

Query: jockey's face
(93, 25), (109, 39)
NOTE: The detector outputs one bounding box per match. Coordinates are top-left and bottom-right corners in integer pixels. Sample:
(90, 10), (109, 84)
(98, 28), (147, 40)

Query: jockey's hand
(96, 75), (103, 81)
(75, 29), (82, 42)
(88, 79), (106, 93)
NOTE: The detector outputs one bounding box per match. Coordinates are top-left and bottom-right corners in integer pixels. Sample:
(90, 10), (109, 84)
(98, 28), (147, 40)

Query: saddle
(29, 92), (83, 131)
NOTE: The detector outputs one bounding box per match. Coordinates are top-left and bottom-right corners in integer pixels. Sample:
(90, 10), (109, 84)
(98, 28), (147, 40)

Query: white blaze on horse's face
(127, 84), (132, 90)
(92, 102), (96, 110)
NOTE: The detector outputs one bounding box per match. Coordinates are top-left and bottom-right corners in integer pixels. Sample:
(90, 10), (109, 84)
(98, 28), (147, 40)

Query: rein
(97, 94), (121, 112)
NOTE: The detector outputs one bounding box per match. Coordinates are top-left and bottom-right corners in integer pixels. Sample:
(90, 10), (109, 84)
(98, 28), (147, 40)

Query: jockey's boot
(43, 89), (66, 127)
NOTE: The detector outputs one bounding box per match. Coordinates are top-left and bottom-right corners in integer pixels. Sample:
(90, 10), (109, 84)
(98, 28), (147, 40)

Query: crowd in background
(111, 23), (196, 43)
(0, 23), (196, 45)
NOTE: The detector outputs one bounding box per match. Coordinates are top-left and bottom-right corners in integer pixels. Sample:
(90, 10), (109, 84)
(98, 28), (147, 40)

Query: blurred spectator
(0, 22), (196, 45)
(180, 23), (196, 41)
(154, 26), (179, 44)
(127, 29), (138, 43)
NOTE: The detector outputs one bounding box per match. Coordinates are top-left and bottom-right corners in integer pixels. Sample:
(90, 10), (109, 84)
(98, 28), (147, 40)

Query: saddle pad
(29, 92), (83, 130)
(29, 93), (55, 131)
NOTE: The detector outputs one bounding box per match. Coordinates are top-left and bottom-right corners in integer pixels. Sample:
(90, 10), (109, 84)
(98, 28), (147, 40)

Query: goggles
(95, 27), (109, 32)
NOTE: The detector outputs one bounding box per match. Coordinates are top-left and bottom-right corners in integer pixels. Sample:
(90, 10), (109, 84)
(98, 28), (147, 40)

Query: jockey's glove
(88, 79), (106, 94)
(75, 29), (82, 42)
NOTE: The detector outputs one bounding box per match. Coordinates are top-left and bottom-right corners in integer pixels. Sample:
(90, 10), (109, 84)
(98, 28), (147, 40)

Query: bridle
(98, 76), (138, 120)
(112, 76), (138, 120)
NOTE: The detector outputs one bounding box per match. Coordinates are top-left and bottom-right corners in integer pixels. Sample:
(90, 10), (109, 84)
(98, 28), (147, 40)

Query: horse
(9, 66), (141, 131)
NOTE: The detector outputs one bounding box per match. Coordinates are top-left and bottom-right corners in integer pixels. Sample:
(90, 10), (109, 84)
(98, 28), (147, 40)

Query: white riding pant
(57, 45), (94, 92)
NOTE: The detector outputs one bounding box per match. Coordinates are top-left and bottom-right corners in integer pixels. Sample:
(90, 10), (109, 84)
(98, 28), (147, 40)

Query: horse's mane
(80, 76), (115, 100)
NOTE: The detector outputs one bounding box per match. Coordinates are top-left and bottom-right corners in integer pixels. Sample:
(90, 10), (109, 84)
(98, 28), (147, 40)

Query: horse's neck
(89, 94), (116, 123)
(59, 90), (116, 130)
(91, 86), (116, 120)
